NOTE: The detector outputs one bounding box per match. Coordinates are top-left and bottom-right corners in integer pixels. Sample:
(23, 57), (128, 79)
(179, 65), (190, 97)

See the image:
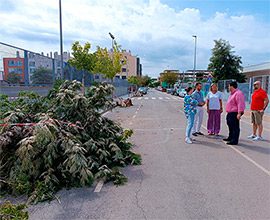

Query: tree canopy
(105, 41), (127, 83)
(207, 39), (246, 83)
(6, 72), (21, 84)
(68, 41), (95, 88)
(160, 72), (178, 87)
(31, 67), (53, 84)
(127, 76), (139, 85)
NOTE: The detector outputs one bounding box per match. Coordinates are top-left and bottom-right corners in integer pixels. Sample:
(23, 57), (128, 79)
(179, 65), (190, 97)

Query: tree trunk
(82, 70), (85, 94)
(0, 126), (33, 153)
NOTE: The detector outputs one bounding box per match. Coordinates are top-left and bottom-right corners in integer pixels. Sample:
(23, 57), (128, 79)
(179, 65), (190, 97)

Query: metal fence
(0, 42), (130, 96)
(180, 80), (252, 103)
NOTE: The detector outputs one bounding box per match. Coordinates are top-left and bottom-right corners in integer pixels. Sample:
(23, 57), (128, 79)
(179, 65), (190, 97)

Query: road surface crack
(135, 170), (147, 220)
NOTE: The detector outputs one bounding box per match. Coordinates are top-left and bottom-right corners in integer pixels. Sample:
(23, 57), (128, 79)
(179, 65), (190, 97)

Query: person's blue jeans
(186, 114), (195, 137)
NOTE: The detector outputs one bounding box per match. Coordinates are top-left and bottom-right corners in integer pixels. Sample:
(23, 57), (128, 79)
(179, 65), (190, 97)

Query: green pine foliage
(0, 201), (29, 220)
(0, 80), (141, 204)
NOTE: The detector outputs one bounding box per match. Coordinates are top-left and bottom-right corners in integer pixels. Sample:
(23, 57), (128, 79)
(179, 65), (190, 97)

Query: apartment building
(3, 57), (25, 83)
(107, 50), (142, 80)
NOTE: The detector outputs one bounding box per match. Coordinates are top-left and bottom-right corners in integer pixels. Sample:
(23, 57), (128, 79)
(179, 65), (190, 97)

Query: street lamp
(108, 32), (115, 50)
(192, 35), (197, 86)
(59, 0), (64, 79)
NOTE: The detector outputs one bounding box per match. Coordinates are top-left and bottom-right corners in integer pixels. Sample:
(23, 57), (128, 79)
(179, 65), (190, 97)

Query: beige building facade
(243, 62), (270, 94)
(109, 50), (142, 80)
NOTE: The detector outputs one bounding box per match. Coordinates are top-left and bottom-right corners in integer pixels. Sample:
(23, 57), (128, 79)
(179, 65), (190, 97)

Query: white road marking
(138, 97), (142, 100)
(145, 97), (149, 100)
(201, 121), (270, 176)
(159, 97), (163, 99)
(133, 115), (136, 118)
(152, 97), (156, 100)
(102, 111), (109, 116)
(201, 125), (207, 131)
(165, 97), (170, 99)
(227, 144), (270, 176)
(94, 179), (104, 192)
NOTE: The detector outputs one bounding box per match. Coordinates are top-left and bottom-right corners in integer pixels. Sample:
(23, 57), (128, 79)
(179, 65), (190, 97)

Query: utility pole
(192, 35), (197, 86)
(59, 0), (64, 79)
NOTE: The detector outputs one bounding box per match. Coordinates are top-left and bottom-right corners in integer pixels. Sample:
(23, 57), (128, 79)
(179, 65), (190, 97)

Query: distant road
(0, 86), (53, 97)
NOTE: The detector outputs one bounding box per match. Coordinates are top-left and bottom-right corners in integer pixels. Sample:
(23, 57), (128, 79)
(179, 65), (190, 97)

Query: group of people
(184, 81), (269, 145)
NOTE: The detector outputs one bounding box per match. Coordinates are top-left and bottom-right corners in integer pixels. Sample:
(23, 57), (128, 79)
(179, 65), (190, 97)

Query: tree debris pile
(133, 92), (143, 97)
(116, 98), (133, 107)
(0, 80), (141, 204)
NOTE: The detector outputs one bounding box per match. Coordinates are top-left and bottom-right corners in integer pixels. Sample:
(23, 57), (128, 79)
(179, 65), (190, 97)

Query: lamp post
(59, 0), (64, 79)
(109, 32), (115, 50)
(192, 35), (197, 86)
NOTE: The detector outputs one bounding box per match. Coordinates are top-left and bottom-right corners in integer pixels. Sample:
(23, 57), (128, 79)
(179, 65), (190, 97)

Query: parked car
(138, 87), (147, 94)
(179, 89), (187, 98)
(166, 88), (173, 94)
(162, 87), (167, 92)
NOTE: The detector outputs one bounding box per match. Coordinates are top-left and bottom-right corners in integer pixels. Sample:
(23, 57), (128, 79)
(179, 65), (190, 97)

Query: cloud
(0, 0), (269, 77)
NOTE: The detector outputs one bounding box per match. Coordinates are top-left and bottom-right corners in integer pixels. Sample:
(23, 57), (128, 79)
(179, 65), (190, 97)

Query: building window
(8, 68), (23, 74)
(115, 76), (120, 79)
(30, 61), (35, 67)
(122, 68), (127, 72)
(8, 68), (15, 73)
(122, 76), (127, 79)
(17, 61), (22, 66)
(121, 60), (125, 64)
(30, 68), (35, 73)
(57, 62), (61, 67)
(8, 61), (14, 66)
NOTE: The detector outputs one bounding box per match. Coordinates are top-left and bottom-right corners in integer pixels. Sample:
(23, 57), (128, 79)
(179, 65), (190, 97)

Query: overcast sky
(0, 0), (269, 78)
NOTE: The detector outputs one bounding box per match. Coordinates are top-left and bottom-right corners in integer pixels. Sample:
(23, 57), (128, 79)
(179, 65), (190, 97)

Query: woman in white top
(206, 83), (223, 135)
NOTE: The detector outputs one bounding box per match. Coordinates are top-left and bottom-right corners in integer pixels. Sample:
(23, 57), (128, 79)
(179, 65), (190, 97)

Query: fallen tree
(0, 80), (141, 204)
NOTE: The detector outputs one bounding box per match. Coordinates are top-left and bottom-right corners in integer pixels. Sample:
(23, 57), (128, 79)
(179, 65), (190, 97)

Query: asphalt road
(3, 88), (270, 219)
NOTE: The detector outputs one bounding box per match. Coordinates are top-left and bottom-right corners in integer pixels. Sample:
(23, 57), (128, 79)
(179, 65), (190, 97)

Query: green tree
(32, 67), (53, 84)
(207, 39), (246, 83)
(152, 81), (160, 88)
(160, 72), (178, 87)
(68, 41), (95, 89)
(127, 76), (139, 85)
(105, 41), (127, 83)
(141, 75), (151, 87)
(92, 46), (111, 82)
(6, 72), (21, 84)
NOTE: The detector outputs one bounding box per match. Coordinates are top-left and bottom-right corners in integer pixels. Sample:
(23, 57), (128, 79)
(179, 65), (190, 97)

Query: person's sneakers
(192, 133), (197, 136)
(214, 133), (219, 136)
(185, 137), (193, 144)
(248, 134), (257, 139)
(223, 138), (231, 141)
(253, 136), (263, 141)
(208, 132), (213, 135)
(196, 132), (204, 135)
(190, 137), (196, 141)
